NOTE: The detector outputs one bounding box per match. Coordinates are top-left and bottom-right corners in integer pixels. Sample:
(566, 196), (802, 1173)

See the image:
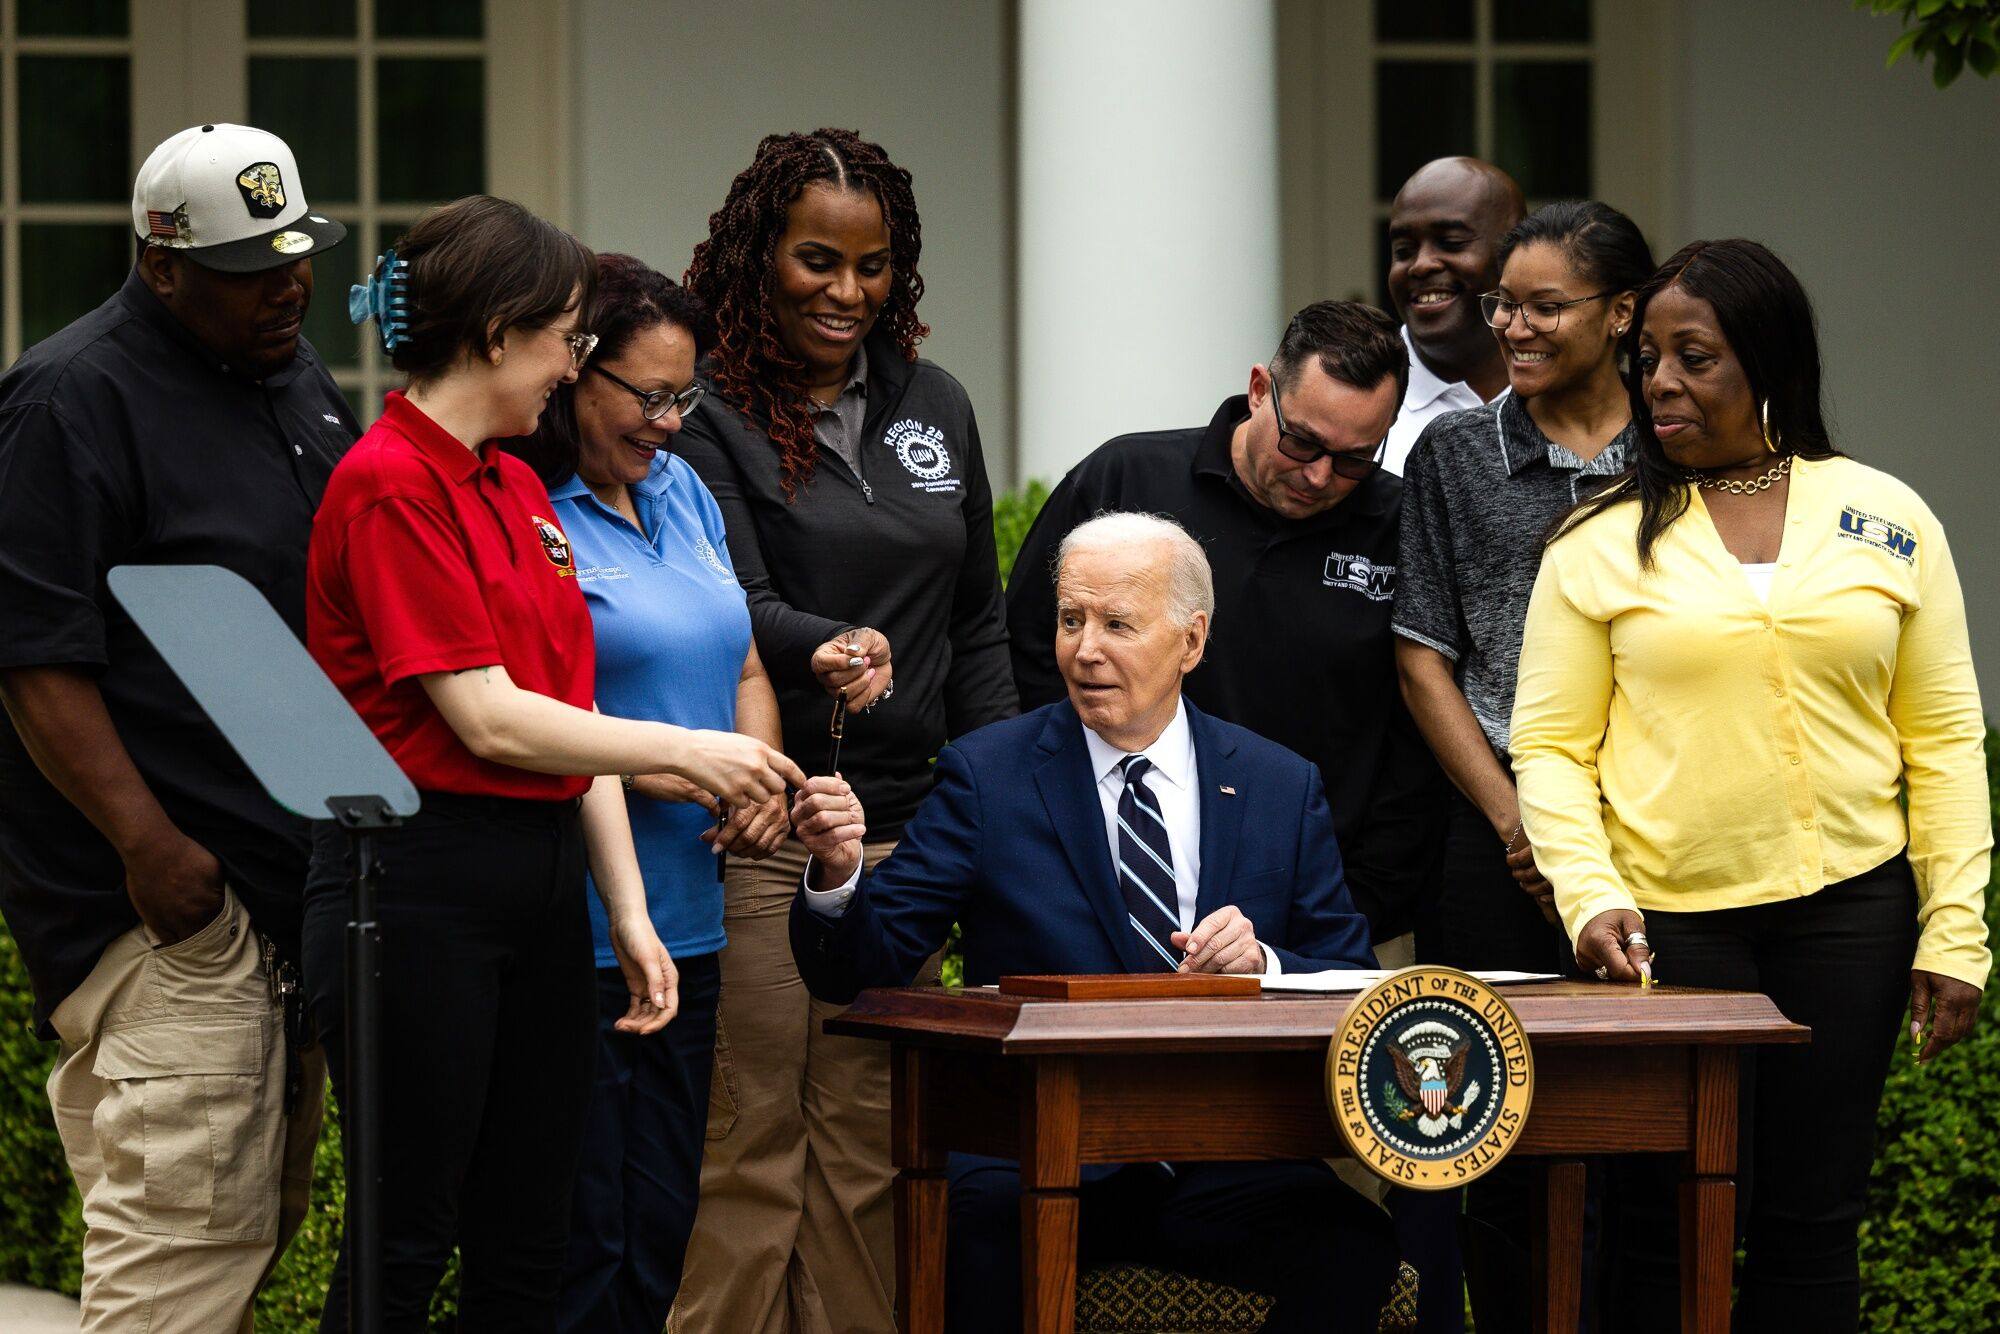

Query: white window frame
(1277, 0), (1684, 313)
(0, 0), (568, 415)
(0, 0), (138, 364)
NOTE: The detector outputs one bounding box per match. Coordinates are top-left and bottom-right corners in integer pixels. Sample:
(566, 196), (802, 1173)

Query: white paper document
(1259, 968), (1560, 993)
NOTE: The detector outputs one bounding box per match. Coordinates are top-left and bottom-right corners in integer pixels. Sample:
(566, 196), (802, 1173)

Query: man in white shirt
(787, 513), (1391, 1333)
(1382, 156), (1525, 475)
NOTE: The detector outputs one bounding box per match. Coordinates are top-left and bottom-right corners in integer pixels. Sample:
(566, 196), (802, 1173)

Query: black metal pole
(345, 823), (384, 1334)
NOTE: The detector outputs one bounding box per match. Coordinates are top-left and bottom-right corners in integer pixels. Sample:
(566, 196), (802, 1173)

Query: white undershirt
(1740, 561), (1777, 603)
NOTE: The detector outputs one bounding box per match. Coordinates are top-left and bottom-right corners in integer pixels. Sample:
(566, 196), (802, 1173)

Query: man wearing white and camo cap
(0, 124), (354, 1331)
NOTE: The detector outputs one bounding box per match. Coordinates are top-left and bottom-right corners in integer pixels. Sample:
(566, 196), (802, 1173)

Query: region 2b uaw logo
(1325, 967), (1533, 1189)
(886, 418), (960, 493)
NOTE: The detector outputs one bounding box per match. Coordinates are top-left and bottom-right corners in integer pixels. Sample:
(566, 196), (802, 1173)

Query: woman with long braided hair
(672, 129), (1017, 1333)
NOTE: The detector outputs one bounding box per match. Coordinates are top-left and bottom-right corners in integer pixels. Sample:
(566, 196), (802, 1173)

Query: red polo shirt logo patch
(533, 515), (575, 576)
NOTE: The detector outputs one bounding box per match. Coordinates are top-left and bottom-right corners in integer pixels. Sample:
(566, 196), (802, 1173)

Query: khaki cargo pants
(674, 835), (932, 1334)
(45, 887), (324, 1333)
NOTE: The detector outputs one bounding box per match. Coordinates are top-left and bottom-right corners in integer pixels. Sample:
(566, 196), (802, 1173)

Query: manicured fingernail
(847, 655), (865, 667)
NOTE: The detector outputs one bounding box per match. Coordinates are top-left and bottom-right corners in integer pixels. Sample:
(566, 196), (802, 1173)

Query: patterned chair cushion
(1074, 1260), (1420, 1332)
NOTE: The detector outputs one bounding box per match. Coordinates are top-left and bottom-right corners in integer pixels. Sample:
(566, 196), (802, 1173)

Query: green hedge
(1, 484), (1994, 1331)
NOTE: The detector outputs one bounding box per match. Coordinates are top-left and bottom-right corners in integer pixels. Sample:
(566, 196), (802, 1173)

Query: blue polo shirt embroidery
(550, 451), (751, 961)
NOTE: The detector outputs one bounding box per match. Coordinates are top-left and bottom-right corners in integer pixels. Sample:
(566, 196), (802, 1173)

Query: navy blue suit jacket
(791, 698), (1375, 1003)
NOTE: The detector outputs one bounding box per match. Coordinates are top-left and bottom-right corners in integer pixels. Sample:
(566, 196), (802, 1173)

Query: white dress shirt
(807, 699), (1278, 973)
(1382, 325), (1505, 477)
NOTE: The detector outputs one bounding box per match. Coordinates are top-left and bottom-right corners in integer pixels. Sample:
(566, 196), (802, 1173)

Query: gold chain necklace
(1686, 454), (1792, 494)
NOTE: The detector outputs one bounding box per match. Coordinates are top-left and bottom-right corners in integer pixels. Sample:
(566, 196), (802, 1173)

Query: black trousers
(1408, 788), (1590, 1334)
(555, 955), (721, 1334)
(1608, 853), (1918, 1334)
(303, 793), (597, 1334)
(946, 1155), (1399, 1334)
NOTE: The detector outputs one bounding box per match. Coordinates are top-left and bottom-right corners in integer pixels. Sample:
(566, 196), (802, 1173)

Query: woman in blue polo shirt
(506, 254), (786, 1334)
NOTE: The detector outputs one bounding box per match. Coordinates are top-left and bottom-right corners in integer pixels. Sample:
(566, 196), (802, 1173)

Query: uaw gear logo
(1325, 967), (1533, 1190)
(886, 418), (959, 492)
(236, 162), (287, 219)
(691, 535), (733, 580)
(531, 515), (575, 577)
(1324, 552), (1394, 601)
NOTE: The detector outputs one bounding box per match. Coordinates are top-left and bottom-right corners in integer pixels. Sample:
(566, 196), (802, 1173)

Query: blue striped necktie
(1115, 756), (1182, 971)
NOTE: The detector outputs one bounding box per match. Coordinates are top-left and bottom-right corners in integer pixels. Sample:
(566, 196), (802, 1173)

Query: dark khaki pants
(45, 887), (323, 1334)
(673, 835), (926, 1334)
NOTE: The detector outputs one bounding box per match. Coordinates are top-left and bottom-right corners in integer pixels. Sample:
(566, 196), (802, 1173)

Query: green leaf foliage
(1858, 0), (2000, 86)
(0, 485), (1992, 1330)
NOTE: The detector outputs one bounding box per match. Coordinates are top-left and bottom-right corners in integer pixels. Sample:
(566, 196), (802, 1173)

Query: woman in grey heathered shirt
(1390, 200), (1653, 1332)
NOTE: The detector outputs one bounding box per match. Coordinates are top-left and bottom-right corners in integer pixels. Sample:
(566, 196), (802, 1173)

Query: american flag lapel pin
(1219, 785), (1236, 796)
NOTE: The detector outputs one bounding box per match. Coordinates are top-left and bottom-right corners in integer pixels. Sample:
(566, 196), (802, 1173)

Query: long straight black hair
(1552, 238), (1840, 567)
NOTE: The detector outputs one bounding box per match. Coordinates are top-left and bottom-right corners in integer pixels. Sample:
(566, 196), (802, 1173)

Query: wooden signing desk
(826, 982), (1808, 1334)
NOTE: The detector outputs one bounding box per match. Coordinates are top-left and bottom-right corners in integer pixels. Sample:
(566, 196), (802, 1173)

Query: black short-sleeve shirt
(0, 269), (357, 1035)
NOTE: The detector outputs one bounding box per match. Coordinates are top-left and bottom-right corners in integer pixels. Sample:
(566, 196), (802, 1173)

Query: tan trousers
(673, 835), (927, 1334)
(45, 887), (325, 1334)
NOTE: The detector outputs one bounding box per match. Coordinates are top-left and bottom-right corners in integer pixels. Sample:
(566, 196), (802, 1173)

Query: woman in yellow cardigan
(1511, 239), (1988, 1333)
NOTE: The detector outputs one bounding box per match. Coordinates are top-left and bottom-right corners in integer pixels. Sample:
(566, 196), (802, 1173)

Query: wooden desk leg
(1019, 1057), (1081, 1334)
(1680, 1048), (1739, 1334)
(1532, 1158), (1587, 1334)
(891, 1047), (947, 1334)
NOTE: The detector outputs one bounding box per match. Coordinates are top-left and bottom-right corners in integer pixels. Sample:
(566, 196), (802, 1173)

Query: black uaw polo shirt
(0, 269), (357, 1036)
(1006, 396), (1446, 940)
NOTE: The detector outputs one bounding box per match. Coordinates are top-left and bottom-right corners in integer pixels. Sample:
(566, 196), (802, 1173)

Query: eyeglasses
(1268, 389), (1387, 478)
(590, 364), (706, 422)
(1479, 290), (1615, 334)
(559, 330), (600, 370)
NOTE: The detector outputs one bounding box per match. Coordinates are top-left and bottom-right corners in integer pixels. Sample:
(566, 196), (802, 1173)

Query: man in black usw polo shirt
(0, 123), (353, 1330)
(1008, 301), (1445, 960)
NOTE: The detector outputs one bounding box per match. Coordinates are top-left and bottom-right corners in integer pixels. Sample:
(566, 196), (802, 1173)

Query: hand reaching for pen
(792, 775), (866, 888)
(1576, 908), (1653, 985)
(812, 628), (892, 711)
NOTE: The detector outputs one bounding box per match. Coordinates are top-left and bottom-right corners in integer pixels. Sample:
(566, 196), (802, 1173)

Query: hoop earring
(1760, 399), (1781, 454)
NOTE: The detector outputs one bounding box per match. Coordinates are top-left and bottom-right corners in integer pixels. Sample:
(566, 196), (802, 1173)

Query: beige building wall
(568, 0), (1013, 479)
(1678, 0), (2000, 706)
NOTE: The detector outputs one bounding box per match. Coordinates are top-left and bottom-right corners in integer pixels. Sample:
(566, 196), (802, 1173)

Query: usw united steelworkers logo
(531, 515), (575, 577)
(1325, 967), (1533, 1189)
(1837, 505), (1917, 564)
(1324, 552), (1394, 601)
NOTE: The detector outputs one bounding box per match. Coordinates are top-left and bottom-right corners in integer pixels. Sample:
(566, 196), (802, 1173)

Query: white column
(1014, 0), (1281, 486)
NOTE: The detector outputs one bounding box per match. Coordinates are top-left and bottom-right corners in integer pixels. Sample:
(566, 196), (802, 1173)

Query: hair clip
(348, 249), (411, 351)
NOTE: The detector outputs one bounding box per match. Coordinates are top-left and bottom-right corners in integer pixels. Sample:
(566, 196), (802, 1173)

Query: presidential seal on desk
(1325, 967), (1534, 1189)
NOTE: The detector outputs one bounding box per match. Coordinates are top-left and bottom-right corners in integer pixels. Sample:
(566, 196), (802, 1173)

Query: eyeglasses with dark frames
(1268, 388), (1387, 479)
(590, 363), (706, 423)
(1479, 290), (1616, 335)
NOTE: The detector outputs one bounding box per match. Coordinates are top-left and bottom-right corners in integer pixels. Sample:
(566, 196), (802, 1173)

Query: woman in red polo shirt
(302, 195), (803, 1333)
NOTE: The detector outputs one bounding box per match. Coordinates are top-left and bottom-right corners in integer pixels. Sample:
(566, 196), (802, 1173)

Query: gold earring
(1760, 399), (1781, 454)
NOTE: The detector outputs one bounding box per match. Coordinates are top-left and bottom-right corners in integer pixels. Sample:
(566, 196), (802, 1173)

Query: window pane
(249, 58), (358, 204)
(377, 0), (482, 38)
(376, 59), (484, 202)
(1375, 61), (1474, 202)
(22, 225), (128, 347)
(301, 217), (362, 369)
(1375, 0), (1472, 42)
(1493, 61), (1591, 199)
(19, 57), (130, 203)
(1494, 0), (1591, 43)
(18, 0), (127, 36)
(247, 0), (355, 37)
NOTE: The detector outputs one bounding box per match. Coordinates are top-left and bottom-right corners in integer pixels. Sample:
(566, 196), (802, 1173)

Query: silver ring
(1593, 965), (1610, 981)
(1623, 931), (1650, 949)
